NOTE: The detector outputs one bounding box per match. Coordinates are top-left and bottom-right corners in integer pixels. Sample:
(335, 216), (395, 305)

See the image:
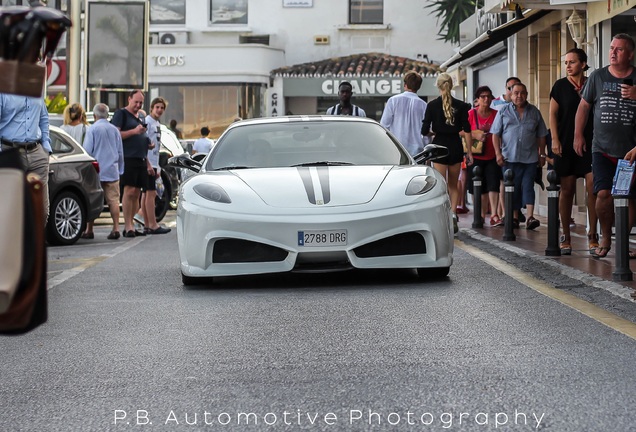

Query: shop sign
(281, 77), (437, 97)
(321, 79), (402, 96)
(588, 0), (632, 26)
(151, 55), (185, 67)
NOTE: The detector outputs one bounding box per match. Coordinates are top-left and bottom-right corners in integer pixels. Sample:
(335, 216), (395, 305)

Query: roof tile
(271, 52), (440, 77)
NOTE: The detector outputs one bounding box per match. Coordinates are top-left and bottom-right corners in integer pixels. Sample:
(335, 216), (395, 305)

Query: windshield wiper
(291, 161), (353, 167)
(213, 166), (253, 171)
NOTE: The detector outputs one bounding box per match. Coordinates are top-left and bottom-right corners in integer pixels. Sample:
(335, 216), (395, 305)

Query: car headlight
(405, 175), (437, 195)
(193, 183), (231, 203)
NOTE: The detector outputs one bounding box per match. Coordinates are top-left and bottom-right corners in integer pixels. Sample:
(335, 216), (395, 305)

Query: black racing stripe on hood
(317, 166), (330, 204)
(297, 167), (316, 204)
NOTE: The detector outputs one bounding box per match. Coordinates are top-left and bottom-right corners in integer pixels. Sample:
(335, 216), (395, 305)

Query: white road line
(47, 237), (147, 290)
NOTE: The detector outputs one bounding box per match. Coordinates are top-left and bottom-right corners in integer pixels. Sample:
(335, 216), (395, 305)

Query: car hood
(232, 166), (394, 208)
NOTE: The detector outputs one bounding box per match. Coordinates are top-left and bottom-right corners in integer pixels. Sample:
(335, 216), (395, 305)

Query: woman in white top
(60, 103), (90, 145)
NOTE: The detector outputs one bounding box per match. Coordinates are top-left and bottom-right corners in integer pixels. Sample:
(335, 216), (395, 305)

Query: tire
(46, 191), (86, 246)
(182, 272), (213, 286)
(155, 171), (171, 223)
(417, 266), (450, 280)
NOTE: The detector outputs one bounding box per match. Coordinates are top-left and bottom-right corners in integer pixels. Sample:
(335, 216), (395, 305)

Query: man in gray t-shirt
(574, 33), (636, 258)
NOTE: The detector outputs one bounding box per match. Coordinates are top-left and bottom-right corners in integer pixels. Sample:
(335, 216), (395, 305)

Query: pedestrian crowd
(0, 88), (177, 240)
(326, 33), (636, 260)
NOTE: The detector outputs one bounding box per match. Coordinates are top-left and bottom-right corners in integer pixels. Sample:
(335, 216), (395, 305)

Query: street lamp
(566, 9), (586, 46)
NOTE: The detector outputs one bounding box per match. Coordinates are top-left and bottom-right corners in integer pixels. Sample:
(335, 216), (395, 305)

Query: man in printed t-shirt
(574, 33), (636, 258)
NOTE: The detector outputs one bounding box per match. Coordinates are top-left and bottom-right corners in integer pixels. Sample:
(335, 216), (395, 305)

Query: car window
(50, 132), (74, 154)
(207, 121), (410, 170)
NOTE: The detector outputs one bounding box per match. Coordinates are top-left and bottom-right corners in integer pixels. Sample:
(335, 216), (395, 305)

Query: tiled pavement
(456, 211), (636, 302)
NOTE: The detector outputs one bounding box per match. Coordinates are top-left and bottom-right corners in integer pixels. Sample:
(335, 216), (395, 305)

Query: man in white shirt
(192, 127), (214, 155)
(380, 71), (428, 156)
(141, 98), (171, 234)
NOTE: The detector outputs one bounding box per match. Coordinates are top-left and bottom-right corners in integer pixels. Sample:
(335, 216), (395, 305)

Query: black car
(48, 126), (104, 245)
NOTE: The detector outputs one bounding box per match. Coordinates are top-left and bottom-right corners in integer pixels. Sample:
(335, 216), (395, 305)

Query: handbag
(469, 109), (485, 155)
(0, 149), (48, 335)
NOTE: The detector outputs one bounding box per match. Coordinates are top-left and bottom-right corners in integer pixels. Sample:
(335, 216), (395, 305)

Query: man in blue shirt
(491, 82), (548, 230)
(0, 94), (51, 221)
(82, 103), (124, 240)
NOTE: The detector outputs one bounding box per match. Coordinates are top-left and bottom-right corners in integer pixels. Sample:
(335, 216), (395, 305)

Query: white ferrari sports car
(170, 115), (453, 285)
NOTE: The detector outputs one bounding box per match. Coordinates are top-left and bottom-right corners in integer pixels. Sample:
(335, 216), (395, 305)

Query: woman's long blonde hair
(436, 73), (454, 126)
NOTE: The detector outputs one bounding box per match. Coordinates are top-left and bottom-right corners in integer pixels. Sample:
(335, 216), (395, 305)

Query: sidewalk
(456, 211), (636, 302)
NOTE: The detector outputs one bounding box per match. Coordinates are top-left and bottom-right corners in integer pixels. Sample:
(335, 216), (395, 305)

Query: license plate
(298, 230), (347, 247)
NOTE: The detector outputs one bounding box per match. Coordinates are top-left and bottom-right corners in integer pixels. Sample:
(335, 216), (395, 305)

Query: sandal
(560, 235), (572, 255)
(490, 214), (503, 227)
(591, 246), (611, 259)
(588, 233), (599, 255)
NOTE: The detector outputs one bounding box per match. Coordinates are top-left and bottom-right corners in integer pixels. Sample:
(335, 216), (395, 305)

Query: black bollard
(503, 169), (515, 241)
(612, 196), (632, 281)
(472, 165), (483, 228)
(545, 170), (561, 256)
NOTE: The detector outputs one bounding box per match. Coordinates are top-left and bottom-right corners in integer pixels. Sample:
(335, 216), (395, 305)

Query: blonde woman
(421, 73), (472, 233)
(61, 103), (90, 145)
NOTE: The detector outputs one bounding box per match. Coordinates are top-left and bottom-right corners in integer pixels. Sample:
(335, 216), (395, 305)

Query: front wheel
(46, 191), (86, 246)
(417, 267), (450, 280)
(155, 172), (171, 222)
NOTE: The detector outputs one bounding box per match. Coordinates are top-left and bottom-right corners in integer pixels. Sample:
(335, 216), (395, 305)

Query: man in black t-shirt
(111, 90), (152, 238)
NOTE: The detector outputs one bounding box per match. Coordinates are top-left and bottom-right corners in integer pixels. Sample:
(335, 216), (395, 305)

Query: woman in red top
(467, 86), (503, 226)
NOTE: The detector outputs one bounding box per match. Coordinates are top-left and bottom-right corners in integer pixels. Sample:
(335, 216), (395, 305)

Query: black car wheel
(47, 190), (86, 246)
(155, 171), (171, 223)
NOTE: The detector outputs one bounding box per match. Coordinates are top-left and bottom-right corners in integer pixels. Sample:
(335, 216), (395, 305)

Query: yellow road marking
(456, 240), (636, 341)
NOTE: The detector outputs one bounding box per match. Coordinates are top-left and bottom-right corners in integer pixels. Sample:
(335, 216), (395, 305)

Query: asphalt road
(2, 211), (636, 431)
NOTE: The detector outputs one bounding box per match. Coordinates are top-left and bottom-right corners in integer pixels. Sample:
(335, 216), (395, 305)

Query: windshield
(206, 120), (411, 170)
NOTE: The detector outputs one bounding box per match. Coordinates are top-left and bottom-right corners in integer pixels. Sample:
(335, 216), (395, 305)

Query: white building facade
(141, 0), (454, 138)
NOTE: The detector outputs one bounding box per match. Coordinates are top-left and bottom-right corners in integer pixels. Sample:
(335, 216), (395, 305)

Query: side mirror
(413, 144), (449, 164)
(168, 154), (201, 173)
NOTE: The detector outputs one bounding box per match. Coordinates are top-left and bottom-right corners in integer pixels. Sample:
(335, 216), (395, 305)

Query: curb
(460, 228), (636, 302)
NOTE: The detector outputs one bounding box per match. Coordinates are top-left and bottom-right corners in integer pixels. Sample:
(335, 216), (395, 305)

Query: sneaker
(526, 216), (540, 230)
(452, 214), (459, 234)
(490, 214), (503, 227)
(133, 214), (145, 226)
(560, 235), (572, 255)
(147, 226), (171, 234)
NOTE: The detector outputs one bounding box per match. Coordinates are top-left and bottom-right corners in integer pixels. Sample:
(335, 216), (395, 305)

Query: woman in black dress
(422, 73), (472, 233)
(548, 48), (597, 255)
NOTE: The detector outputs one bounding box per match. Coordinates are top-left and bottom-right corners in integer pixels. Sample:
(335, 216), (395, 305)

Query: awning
(440, 9), (551, 70)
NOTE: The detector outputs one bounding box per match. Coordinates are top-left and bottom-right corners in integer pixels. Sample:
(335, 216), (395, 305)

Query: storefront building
(441, 0), (636, 217)
(268, 53), (440, 120)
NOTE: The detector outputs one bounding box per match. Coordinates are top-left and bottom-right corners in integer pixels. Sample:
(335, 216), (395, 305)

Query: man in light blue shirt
(0, 94), (51, 220)
(82, 103), (124, 240)
(380, 71), (428, 156)
(491, 83), (548, 230)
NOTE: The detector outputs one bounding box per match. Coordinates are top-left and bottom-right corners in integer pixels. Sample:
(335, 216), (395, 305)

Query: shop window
(210, 0), (248, 25)
(150, 0), (185, 25)
(349, 0), (383, 25)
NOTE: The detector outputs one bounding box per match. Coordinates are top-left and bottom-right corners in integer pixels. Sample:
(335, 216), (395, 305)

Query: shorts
(592, 152), (636, 197)
(120, 157), (148, 189)
(101, 180), (120, 206)
(142, 168), (157, 192)
(553, 148), (592, 179)
(467, 158), (502, 194)
(432, 135), (464, 166)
